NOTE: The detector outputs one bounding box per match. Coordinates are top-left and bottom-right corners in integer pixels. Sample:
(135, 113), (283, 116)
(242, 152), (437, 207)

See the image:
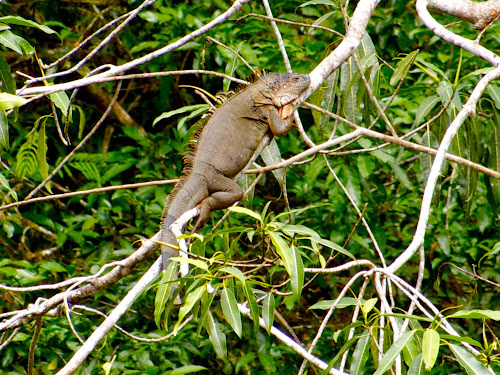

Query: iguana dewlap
(161, 73), (310, 269)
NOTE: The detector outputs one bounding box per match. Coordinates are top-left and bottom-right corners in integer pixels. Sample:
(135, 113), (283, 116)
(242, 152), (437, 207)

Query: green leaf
(49, 90), (70, 118)
(0, 171), (17, 201)
(350, 329), (370, 375)
(422, 329), (440, 371)
(39, 260), (67, 272)
(205, 312), (227, 359)
(361, 298), (378, 315)
(313, 237), (356, 260)
(373, 330), (416, 375)
(413, 95), (439, 127)
(269, 232), (293, 276)
(169, 256), (208, 271)
(279, 224), (320, 239)
(228, 206), (262, 222)
(0, 30), (24, 53)
(262, 293), (275, 335)
(169, 365), (208, 375)
(0, 109), (8, 149)
(390, 50), (418, 86)
(175, 284), (205, 333)
(152, 104), (208, 126)
(36, 123), (49, 180)
(243, 282), (260, 333)
(448, 344), (490, 375)
(439, 334), (482, 348)
(408, 353), (425, 375)
(261, 138), (284, 185)
(298, 0), (337, 7)
(309, 297), (365, 310)
(291, 245), (304, 302)
(154, 262), (178, 329)
(0, 52), (16, 94)
(167, 365), (208, 375)
(0, 92), (28, 110)
(221, 287), (242, 337)
(487, 85), (500, 110)
(447, 309), (500, 321)
(0, 16), (58, 35)
(220, 266), (247, 284)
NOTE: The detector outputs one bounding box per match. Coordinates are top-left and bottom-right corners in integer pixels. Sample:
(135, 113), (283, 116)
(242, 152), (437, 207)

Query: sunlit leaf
(221, 287), (242, 337)
(262, 292), (275, 335)
(373, 330), (416, 375)
(448, 344), (490, 375)
(422, 329), (440, 370)
(0, 92), (28, 110)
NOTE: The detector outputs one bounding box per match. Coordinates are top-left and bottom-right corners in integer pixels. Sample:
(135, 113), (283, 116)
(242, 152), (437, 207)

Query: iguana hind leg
(192, 173), (243, 232)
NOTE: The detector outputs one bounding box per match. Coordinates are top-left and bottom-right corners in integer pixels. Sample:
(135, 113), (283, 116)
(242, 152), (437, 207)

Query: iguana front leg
(264, 104), (296, 137)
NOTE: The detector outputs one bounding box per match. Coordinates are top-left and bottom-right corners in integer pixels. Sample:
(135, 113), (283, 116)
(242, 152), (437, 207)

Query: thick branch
(428, 0), (500, 30)
(417, 0), (500, 66)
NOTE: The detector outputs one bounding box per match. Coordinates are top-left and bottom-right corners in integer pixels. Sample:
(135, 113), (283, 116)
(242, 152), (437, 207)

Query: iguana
(161, 72), (311, 269)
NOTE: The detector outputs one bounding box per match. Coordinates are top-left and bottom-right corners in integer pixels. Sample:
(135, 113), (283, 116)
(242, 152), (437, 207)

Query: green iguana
(161, 72), (310, 269)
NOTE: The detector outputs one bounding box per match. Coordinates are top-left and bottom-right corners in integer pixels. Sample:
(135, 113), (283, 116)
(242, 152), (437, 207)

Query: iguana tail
(160, 173), (208, 269)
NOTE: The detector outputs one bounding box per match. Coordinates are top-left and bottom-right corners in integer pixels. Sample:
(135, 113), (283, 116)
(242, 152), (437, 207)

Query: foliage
(0, 0), (499, 374)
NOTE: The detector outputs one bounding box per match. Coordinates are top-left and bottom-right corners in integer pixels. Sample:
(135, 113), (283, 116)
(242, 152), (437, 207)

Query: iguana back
(161, 73), (310, 269)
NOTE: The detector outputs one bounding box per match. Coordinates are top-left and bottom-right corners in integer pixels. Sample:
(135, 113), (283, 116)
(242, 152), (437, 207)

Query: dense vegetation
(0, 0), (498, 374)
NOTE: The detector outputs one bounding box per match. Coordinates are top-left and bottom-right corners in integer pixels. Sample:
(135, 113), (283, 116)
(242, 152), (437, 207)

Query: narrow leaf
(175, 285), (205, 333)
(205, 312), (227, 359)
(390, 50), (419, 86)
(221, 288), (242, 337)
(291, 245), (304, 302)
(36, 123), (49, 180)
(0, 16), (58, 35)
(422, 329), (440, 370)
(0, 30), (23, 54)
(448, 344), (490, 375)
(228, 206), (262, 222)
(152, 104), (208, 126)
(49, 90), (70, 117)
(408, 353), (424, 375)
(220, 266), (247, 284)
(0, 109), (8, 149)
(244, 282), (260, 333)
(309, 297), (365, 310)
(413, 95), (439, 127)
(170, 365), (207, 375)
(0, 92), (28, 110)
(169, 256), (208, 270)
(373, 330), (416, 375)
(262, 293), (275, 334)
(154, 262), (178, 329)
(0, 52), (16, 94)
(448, 309), (500, 320)
(313, 237), (355, 260)
(350, 329), (370, 375)
(269, 232), (293, 275)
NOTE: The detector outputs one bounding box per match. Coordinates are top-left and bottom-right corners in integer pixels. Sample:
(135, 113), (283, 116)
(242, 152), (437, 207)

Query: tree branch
(428, 0), (500, 30)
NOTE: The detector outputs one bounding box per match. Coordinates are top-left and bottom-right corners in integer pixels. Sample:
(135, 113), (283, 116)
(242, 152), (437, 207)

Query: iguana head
(252, 73), (310, 117)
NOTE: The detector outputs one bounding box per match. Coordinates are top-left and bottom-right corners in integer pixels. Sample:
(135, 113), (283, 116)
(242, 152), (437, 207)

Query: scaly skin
(161, 73), (311, 269)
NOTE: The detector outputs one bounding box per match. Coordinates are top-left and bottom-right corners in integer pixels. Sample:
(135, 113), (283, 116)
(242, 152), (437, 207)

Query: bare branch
(428, 0), (500, 30)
